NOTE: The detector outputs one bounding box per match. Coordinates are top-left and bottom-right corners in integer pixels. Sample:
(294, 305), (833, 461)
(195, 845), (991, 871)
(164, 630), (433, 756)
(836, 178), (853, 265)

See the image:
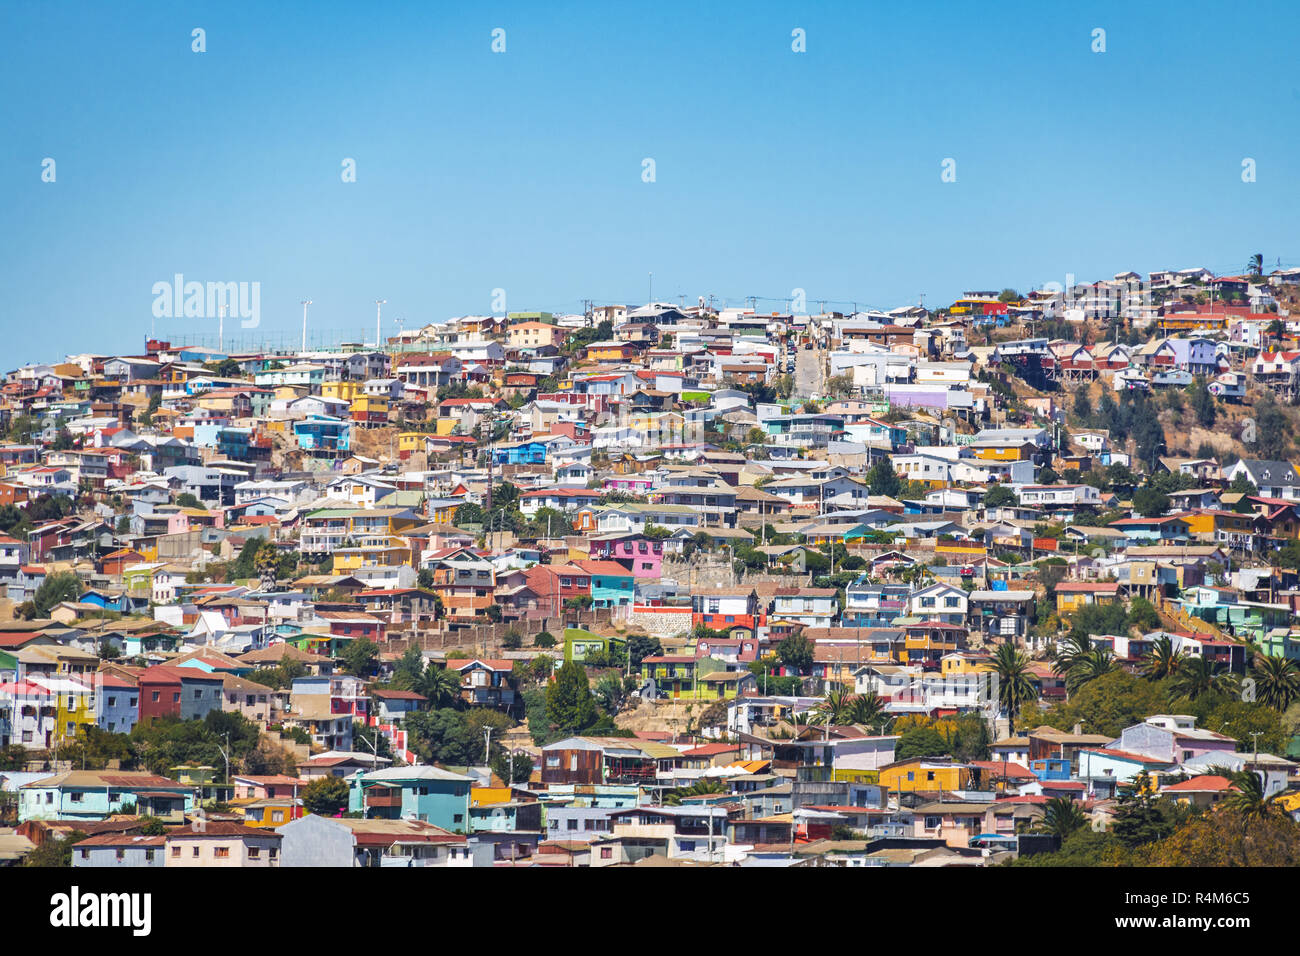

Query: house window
(925, 816), (941, 830)
(600, 848), (613, 860)
(151, 691), (161, 702)
(249, 847), (260, 859)
(171, 846), (181, 858)
(213, 847), (230, 859)
(192, 846), (200, 857)
(145, 850), (155, 862)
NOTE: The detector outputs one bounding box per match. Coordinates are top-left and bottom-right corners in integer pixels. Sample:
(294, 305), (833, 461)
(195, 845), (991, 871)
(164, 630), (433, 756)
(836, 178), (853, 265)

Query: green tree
(983, 484), (1019, 509)
(24, 831), (87, 867)
(894, 725), (947, 760)
(1251, 653), (1300, 711)
(533, 630), (557, 649)
(1167, 655), (1236, 702)
(338, 638), (380, 677)
(594, 673), (628, 716)
(1187, 378), (1217, 428)
(865, 458), (901, 498)
(1253, 395), (1291, 461)
(992, 643), (1036, 728)
(32, 571), (82, 616)
(1127, 597), (1161, 633)
(776, 634), (814, 673)
(1111, 772), (1186, 848)
(302, 775), (350, 816)
(545, 661), (598, 736)
(1141, 635), (1183, 681)
(1039, 796), (1088, 841)
(626, 633), (661, 669)
(1131, 486), (1170, 518)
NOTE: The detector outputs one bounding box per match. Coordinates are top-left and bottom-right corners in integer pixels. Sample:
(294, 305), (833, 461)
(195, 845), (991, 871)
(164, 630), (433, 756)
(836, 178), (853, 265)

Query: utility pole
(375, 299), (387, 349)
(483, 726), (493, 766)
(301, 299), (312, 353)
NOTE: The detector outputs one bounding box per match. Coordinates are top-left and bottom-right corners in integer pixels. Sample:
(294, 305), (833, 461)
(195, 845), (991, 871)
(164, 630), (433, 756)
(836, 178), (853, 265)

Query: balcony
(365, 787), (403, 809)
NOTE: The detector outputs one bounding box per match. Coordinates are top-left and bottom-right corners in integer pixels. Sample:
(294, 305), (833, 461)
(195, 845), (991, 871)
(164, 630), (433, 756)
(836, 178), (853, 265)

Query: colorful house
(349, 765), (474, 833)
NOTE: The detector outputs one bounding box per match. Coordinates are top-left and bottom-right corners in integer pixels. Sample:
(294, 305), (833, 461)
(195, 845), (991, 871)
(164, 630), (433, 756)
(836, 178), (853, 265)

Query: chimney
(1072, 723), (1082, 735)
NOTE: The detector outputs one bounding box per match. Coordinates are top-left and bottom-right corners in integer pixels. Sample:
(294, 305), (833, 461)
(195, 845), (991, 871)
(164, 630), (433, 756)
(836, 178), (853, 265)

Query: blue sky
(2, 0), (1298, 361)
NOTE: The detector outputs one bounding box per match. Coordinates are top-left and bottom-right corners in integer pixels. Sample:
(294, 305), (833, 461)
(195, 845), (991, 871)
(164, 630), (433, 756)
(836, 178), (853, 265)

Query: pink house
(588, 532), (663, 578)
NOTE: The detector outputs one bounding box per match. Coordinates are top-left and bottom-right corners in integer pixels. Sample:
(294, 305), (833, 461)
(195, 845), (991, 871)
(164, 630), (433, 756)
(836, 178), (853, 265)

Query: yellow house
(969, 441), (1037, 462)
(321, 380), (363, 402)
(236, 798), (302, 828)
(399, 432), (428, 456)
(470, 785), (512, 808)
(431, 416), (460, 436)
(427, 499), (460, 525)
(1054, 582), (1120, 615)
(585, 342), (637, 362)
(878, 758), (974, 795)
(507, 321), (566, 350)
(940, 652), (993, 677)
(1179, 510), (1254, 544)
(331, 545), (411, 572)
(350, 395), (389, 425)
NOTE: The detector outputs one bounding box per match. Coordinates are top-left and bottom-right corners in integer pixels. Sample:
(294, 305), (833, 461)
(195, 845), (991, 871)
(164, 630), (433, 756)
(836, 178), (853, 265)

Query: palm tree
(991, 643), (1036, 729)
(417, 666), (463, 709)
(1221, 769), (1279, 820)
(1247, 253), (1264, 278)
(1141, 635), (1184, 681)
(1039, 796), (1088, 841)
(1065, 647), (1115, 695)
(664, 776), (726, 806)
(817, 685), (854, 725)
(1167, 655), (1236, 702)
(848, 690), (888, 731)
(1050, 633), (1091, 678)
(1251, 653), (1300, 712)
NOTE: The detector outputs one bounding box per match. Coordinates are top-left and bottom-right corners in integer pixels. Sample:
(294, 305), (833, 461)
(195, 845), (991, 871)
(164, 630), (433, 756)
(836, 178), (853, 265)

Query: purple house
(588, 532), (663, 578)
(1166, 337), (1221, 376)
(1108, 715), (1237, 765)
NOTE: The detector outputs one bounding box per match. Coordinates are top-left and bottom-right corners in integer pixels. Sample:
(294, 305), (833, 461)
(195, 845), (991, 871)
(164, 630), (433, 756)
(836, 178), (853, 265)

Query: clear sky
(3, 0), (1299, 362)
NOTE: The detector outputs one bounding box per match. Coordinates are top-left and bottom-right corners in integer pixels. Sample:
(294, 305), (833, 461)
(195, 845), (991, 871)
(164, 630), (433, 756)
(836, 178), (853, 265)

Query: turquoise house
(575, 560), (635, 608)
(18, 769), (196, 823)
(349, 765), (474, 833)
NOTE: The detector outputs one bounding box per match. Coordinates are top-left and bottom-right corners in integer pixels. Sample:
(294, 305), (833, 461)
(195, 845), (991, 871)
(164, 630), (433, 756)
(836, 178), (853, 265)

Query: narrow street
(794, 344), (825, 400)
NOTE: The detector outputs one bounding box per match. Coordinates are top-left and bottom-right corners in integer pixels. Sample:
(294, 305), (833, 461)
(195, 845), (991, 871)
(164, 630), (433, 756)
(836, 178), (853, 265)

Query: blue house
(71, 833), (167, 868)
(294, 415), (351, 454)
(1028, 758), (1072, 782)
(492, 440), (548, 466)
(349, 765), (474, 833)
